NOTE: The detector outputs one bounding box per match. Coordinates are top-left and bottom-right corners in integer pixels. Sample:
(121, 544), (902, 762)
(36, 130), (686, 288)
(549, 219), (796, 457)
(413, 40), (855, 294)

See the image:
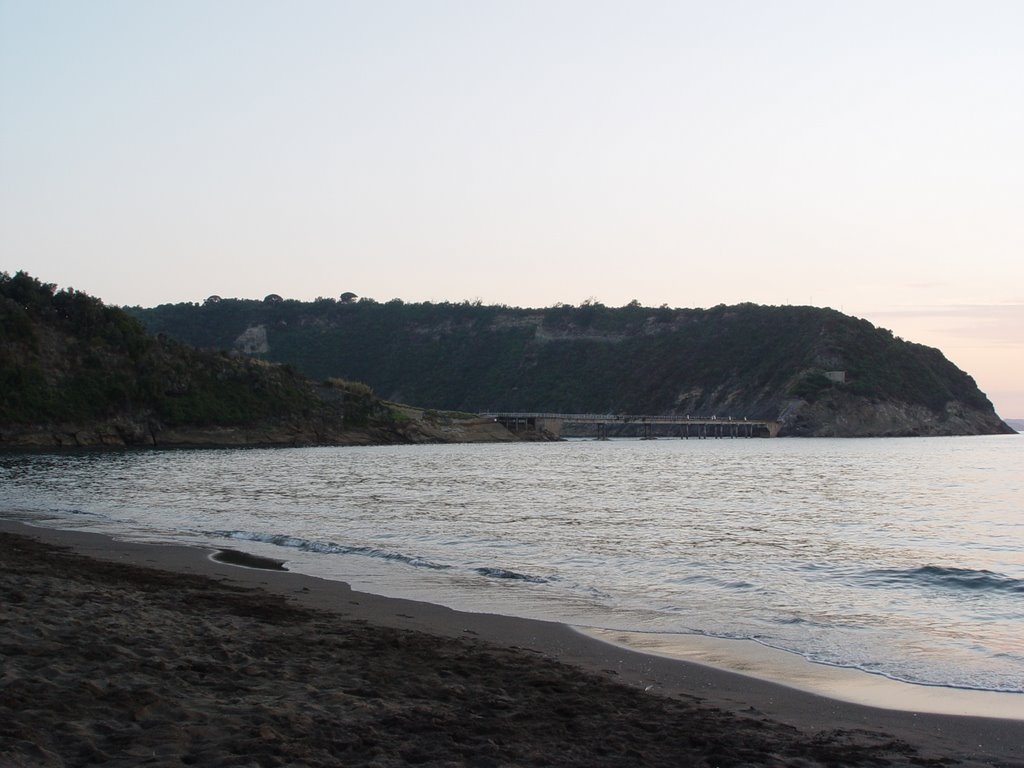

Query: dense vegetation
(0, 272), (374, 433)
(4, 270), (1003, 440)
(129, 294), (999, 424)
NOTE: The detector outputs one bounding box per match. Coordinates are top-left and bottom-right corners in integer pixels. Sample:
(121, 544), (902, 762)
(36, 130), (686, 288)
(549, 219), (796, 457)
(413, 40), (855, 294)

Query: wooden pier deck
(483, 413), (781, 439)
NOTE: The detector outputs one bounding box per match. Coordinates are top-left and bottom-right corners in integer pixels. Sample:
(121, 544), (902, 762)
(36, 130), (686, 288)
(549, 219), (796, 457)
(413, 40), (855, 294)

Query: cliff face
(131, 298), (1013, 438)
(780, 392), (1011, 438)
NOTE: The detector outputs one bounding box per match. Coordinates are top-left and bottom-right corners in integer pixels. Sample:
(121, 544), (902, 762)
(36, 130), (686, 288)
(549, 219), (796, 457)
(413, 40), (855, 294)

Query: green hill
(128, 294), (1013, 437)
(0, 272), (520, 447)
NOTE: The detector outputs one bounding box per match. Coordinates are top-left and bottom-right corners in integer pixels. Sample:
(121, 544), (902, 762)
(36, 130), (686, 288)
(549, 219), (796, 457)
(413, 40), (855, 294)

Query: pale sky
(2, 1), (1022, 417)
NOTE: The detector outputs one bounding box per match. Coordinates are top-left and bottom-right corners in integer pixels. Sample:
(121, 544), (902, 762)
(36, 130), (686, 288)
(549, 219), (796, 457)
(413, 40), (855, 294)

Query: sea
(2, 434), (1022, 699)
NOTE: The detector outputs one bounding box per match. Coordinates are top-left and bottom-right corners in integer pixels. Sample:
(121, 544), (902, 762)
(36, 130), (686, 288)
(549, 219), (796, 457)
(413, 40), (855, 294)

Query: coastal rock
(780, 393), (1013, 437)
(0, 407), (541, 449)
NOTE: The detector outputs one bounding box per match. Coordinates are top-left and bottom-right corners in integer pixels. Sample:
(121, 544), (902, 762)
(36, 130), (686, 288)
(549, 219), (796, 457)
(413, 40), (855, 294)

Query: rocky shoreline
(0, 407), (550, 450)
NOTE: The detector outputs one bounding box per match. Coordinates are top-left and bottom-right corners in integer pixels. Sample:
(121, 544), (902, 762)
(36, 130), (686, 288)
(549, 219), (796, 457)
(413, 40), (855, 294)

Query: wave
(210, 530), (553, 586)
(859, 565), (1024, 594)
(0, 506), (103, 521)
(602, 628), (1024, 695)
(211, 530), (452, 571)
(473, 567), (550, 584)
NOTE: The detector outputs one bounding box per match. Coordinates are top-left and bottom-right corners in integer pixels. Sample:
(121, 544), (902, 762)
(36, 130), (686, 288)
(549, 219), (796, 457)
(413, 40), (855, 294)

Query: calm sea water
(2, 435), (1022, 694)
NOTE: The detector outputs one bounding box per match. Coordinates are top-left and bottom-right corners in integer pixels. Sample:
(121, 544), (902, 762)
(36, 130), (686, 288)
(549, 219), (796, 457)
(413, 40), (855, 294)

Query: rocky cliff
(131, 298), (1013, 438)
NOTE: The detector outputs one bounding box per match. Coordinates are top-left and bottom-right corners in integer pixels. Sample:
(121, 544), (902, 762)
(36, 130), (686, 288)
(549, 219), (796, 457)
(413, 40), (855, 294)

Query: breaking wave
(211, 531), (553, 586)
(859, 565), (1024, 594)
(473, 567), (550, 584)
(211, 530), (452, 571)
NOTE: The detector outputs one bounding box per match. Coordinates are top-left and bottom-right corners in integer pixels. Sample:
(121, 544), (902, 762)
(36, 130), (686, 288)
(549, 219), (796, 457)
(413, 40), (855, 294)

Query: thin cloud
(866, 304), (1024, 347)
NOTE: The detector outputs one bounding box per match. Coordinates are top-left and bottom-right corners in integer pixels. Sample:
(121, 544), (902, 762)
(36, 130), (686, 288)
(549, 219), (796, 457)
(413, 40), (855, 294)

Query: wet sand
(2, 519), (1023, 767)
(583, 629), (1024, 720)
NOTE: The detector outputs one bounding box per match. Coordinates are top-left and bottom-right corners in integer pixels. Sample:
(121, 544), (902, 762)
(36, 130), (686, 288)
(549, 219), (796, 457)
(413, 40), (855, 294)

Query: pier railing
(482, 413), (781, 438)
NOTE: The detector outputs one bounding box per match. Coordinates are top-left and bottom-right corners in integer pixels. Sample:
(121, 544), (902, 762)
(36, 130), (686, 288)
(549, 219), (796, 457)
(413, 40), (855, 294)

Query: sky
(2, 1), (1022, 417)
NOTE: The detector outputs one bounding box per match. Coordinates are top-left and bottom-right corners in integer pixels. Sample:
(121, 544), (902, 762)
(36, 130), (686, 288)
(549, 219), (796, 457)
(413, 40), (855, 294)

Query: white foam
(578, 628), (1024, 720)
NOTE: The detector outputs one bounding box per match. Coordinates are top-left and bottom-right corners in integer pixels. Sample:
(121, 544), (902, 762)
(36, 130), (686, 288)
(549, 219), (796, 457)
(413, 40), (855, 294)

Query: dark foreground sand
(2, 521), (1022, 767)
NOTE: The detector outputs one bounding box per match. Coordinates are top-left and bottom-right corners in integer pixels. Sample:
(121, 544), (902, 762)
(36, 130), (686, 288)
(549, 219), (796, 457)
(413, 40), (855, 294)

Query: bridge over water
(483, 412), (781, 439)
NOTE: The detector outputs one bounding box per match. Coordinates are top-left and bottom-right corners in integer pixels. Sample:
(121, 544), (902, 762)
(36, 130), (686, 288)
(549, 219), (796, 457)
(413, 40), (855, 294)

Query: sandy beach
(2, 520), (1022, 767)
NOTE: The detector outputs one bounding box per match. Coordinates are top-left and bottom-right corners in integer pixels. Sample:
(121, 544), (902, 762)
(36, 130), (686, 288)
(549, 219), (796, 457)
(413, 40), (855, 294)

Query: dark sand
(2, 520), (1022, 767)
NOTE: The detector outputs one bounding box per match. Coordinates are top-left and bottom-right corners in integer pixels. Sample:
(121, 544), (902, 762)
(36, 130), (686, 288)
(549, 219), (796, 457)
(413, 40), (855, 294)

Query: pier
(483, 413), (781, 439)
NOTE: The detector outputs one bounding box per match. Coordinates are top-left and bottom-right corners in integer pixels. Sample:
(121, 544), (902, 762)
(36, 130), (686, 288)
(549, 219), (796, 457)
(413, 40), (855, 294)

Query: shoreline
(581, 628), (1024, 721)
(3, 519), (1024, 766)
(12, 516), (1022, 720)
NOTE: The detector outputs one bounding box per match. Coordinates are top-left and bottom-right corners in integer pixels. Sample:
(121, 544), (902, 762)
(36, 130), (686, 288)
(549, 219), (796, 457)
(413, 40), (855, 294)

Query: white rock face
(234, 325), (269, 354)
